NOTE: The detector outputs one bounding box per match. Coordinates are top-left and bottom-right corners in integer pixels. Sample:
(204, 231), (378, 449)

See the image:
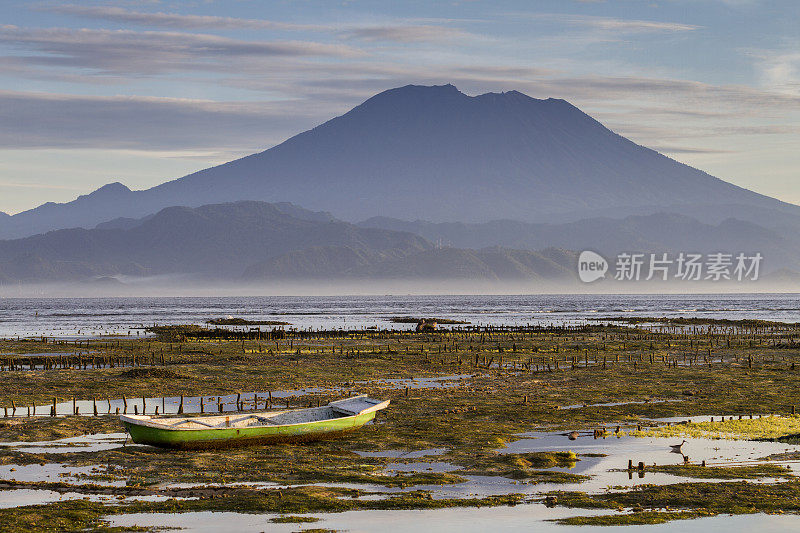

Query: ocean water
(1, 293), (799, 339)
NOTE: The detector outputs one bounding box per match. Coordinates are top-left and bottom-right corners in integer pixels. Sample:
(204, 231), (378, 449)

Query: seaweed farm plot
(8, 389), (332, 418)
(4, 375), (473, 418)
(500, 430), (799, 492)
(0, 432), (135, 454)
(0, 353), (103, 372)
(3, 318), (800, 530)
(104, 508), (800, 533)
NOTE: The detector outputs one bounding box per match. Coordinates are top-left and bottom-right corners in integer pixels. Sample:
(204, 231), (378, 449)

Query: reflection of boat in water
(121, 395), (389, 449)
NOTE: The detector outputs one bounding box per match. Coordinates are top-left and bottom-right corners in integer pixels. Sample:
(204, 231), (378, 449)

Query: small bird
(670, 440), (687, 453)
(567, 431), (580, 440)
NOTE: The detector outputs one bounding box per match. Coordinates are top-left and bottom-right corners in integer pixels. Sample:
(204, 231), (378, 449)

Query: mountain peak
(89, 182), (131, 196)
(142, 83), (789, 226)
(1, 83), (793, 240)
(354, 83), (467, 111)
(367, 83), (563, 105)
(73, 182), (132, 204)
(391, 83), (461, 95)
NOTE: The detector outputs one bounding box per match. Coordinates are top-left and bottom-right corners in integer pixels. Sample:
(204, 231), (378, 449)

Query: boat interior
(123, 396), (388, 430)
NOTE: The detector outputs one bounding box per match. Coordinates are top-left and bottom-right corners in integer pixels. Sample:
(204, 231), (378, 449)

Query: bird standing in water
(670, 440), (687, 453)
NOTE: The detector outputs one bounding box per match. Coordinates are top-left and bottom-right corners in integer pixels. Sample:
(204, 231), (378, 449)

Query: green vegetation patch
(550, 480), (800, 525)
(0, 489), (526, 533)
(270, 515), (320, 523)
(633, 415), (800, 440)
(389, 317), (470, 324)
(0, 500), (136, 533)
(455, 451), (587, 483)
(555, 509), (716, 526)
(5, 323), (800, 526)
(648, 463), (794, 480)
(207, 318), (290, 326)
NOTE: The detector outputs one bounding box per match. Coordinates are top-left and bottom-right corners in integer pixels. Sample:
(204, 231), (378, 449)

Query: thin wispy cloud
(42, 5), (479, 45)
(342, 25), (475, 43)
(523, 75), (800, 109)
(0, 90), (324, 150)
(2, 71), (797, 154)
(649, 146), (736, 155)
(0, 25), (364, 74)
(751, 47), (800, 95)
(522, 13), (701, 33)
(0, 181), (83, 191)
(42, 4), (327, 32)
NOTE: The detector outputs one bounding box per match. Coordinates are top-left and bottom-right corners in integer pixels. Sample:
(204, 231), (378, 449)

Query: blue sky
(0, 0), (798, 214)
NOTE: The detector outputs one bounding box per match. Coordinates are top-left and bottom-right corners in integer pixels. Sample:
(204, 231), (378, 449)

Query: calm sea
(1, 293), (799, 339)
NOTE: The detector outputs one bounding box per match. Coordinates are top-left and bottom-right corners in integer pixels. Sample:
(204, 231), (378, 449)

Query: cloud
(341, 25), (474, 43)
(711, 125), (799, 135)
(42, 5), (479, 44)
(508, 75), (800, 111)
(3, 68), (798, 156)
(0, 90), (328, 151)
(0, 181), (83, 190)
(649, 146), (736, 154)
(41, 4), (326, 31)
(522, 13), (701, 33)
(751, 48), (800, 95)
(0, 25), (364, 74)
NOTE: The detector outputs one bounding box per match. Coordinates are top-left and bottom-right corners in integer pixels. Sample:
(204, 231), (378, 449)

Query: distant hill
(3, 198), (797, 285)
(0, 200), (581, 283)
(0, 201), (430, 282)
(94, 202), (334, 231)
(242, 246), (577, 281)
(3, 84), (799, 240)
(353, 247), (577, 280)
(358, 213), (800, 270)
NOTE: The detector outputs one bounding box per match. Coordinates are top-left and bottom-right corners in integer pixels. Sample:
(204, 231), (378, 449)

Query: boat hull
(123, 410), (377, 450)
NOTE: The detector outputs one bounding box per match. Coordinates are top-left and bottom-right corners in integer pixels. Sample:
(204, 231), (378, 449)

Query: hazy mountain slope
(93, 202), (333, 231)
(359, 213), (800, 270)
(0, 201), (430, 281)
(145, 85), (798, 224)
(352, 247), (577, 280)
(242, 246), (381, 279)
(243, 246), (578, 281)
(3, 84), (798, 239)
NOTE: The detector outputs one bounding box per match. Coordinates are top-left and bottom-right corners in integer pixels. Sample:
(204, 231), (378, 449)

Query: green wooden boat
(120, 395), (389, 449)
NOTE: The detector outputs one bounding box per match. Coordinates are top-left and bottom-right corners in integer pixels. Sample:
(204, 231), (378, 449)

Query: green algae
(453, 451), (587, 483)
(0, 489), (526, 533)
(4, 322), (800, 525)
(555, 510), (715, 526)
(270, 515), (320, 523)
(647, 463), (794, 480)
(551, 480), (800, 525)
(634, 416), (800, 441)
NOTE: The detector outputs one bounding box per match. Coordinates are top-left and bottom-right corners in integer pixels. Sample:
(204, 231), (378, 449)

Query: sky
(0, 0), (798, 215)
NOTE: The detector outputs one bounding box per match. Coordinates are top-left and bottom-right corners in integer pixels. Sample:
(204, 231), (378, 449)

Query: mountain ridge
(2, 199), (798, 284)
(0, 201), (430, 281)
(358, 212), (796, 263)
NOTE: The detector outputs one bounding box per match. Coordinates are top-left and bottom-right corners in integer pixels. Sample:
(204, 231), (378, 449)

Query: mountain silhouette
(0, 201), (429, 281)
(2, 84), (798, 240)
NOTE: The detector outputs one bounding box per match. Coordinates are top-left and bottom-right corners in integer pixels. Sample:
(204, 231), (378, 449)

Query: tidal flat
(2, 320), (800, 531)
